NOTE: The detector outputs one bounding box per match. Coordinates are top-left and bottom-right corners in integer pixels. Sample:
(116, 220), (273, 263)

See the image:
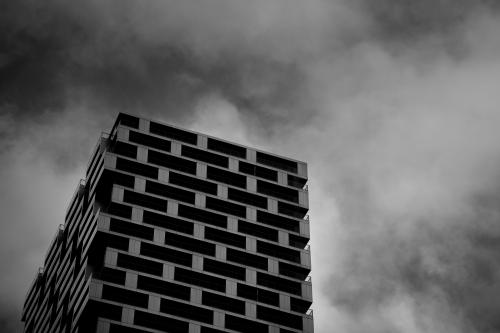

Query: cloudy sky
(2, 0), (500, 332)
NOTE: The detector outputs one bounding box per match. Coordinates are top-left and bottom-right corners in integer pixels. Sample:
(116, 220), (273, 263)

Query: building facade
(22, 113), (313, 333)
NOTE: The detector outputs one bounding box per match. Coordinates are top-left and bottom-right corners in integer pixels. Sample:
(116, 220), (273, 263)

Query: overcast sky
(2, 1), (500, 332)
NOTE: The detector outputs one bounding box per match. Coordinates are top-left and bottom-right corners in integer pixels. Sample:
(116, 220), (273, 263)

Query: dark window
(142, 210), (194, 234)
(257, 241), (301, 263)
(237, 284), (279, 306)
(256, 152), (297, 173)
(101, 170), (135, 188)
(97, 267), (126, 285)
(161, 298), (213, 324)
(238, 220), (278, 242)
(257, 211), (299, 232)
(182, 145), (229, 168)
(207, 166), (246, 188)
(204, 258), (245, 280)
(148, 150), (197, 174)
(149, 121), (198, 145)
(134, 310), (189, 333)
(202, 291), (245, 314)
(204, 227), (246, 248)
(207, 138), (246, 158)
(257, 273), (301, 296)
(102, 285), (148, 308)
(239, 161), (278, 181)
(228, 188), (267, 209)
(137, 275), (190, 301)
(109, 218), (154, 241)
(175, 268), (226, 292)
(287, 174), (307, 189)
(112, 141), (137, 159)
(169, 172), (217, 195)
(123, 190), (167, 212)
(119, 114), (140, 129)
(178, 205), (227, 228)
(279, 262), (310, 280)
(290, 297), (312, 314)
(107, 202), (132, 219)
(165, 231), (215, 256)
(116, 157), (158, 179)
(145, 180), (195, 204)
(86, 300), (122, 321)
(94, 231), (129, 251)
(226, 248), (268, 270)
(257, 305), (303, 330)
(110, 324), (150, 333)
(201, 327), (227, 333)
(140, 242), (192, 267)
(117, 253), (163, 276)
(206, 197), (246, 217)
(257, 180), (299, 203)
(129, 130), (171, 152)
(225, 315), (269, 333)
(278, 201), (308, 219)
(288, 234), (309, 249)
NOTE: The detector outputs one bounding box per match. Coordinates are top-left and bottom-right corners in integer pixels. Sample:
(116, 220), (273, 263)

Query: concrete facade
(22, 113), (313, 333)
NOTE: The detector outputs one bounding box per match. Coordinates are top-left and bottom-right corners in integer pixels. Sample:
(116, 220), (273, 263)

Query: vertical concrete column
(246, 269), (256, 285)
(247, 178), (257, 192)
(226, 280), (237, 296)
(191, 288), (202, 304)
(216, 245), (226, 260)
(137, 147), (148, 162)
(217, 185), (228, 199)
(171, 142), (182, 155)
(279, 294), (290, 310)
(268, 199), (278, 213)
(125, 272), (138, 288)
(158, 169), (169, 183)
(278, 230), (288, 245)
(116, 127), (129, 141)
(132, 207), (143, 222)
(189, 323), (201, 333)
(148, 295), (160, 312)
(195, 193), (206, 207)
(228, 217), (238, 232)
(277, 171), (287, 185)
(139, 118), (149, 132)
(193, 224), (204, 239)
(167, 202), (178, 215)
(246, 238), (256, 252)
(134, 177), (146, 192)
(268, 259), (279, 274)
(297, 162), (308, 178)
(154, 229), (165, 243)
(197, 135), (208, 149)
(104, 250), (118, 266)
(121, 308), (134, 324)
(246, 207), (257, 221)
(192, 255), (203, 271)
(163, 264), (175, 280)
(128, 239), (140, 255)
(247, 150), (256, 163)
(98, 216), (110, 230)
(89, 282), (103, 298)
(111, 187), (124, 202)
(96, 320), (110, 333)
(104, 155), (116, 168)
(245, 303), (256, 318)
(196, 163), (207, 178)
(228, 158), (238, 171)
(213, 312), (225, 327)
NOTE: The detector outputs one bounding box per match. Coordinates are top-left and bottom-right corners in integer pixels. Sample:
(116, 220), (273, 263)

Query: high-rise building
(22, 113), (313, 333)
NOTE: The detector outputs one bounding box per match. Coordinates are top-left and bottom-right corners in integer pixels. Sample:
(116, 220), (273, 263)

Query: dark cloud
(2, 1), (500, 333)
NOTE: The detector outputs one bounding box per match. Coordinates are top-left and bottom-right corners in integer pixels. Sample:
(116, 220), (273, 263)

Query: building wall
(22, 113), (313, 333)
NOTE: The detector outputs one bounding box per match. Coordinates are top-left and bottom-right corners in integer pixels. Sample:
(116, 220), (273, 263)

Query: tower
(22, 113), (313, 333)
